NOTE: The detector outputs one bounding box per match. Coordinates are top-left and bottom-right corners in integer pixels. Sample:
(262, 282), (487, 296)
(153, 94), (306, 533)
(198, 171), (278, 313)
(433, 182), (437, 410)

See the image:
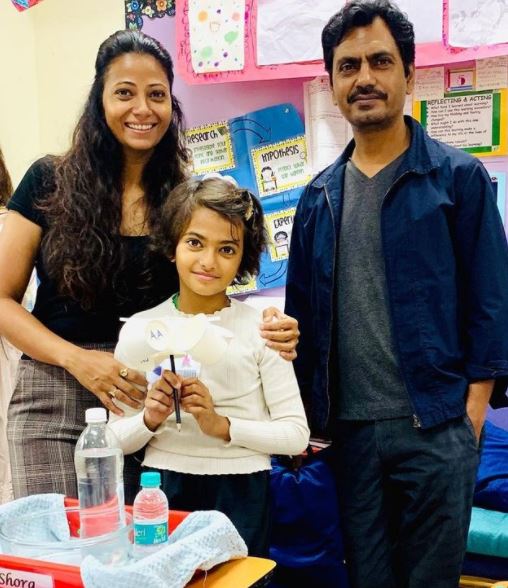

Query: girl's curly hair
(151, 178), (267, 284)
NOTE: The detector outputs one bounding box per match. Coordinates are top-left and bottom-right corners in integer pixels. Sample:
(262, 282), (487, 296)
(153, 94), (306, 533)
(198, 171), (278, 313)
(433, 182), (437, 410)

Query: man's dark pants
(331, 416), (480, 588)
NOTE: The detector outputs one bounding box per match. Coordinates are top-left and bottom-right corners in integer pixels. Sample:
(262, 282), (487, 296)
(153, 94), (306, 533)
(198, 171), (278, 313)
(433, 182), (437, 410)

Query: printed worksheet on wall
(304, 76), (352, 175)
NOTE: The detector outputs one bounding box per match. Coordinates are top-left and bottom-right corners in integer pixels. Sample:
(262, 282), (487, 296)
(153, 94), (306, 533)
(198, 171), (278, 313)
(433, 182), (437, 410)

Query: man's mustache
(347, 87), (388, 103)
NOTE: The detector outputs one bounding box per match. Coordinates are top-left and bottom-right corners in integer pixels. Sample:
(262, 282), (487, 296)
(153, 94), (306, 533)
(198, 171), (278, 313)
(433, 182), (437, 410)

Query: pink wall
(143, 16), (308, 128)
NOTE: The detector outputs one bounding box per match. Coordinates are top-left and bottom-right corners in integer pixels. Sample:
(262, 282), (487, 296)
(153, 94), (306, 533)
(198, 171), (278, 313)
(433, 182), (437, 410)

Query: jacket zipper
(323, 184), (336, 427)
(380, 170), (422, 428)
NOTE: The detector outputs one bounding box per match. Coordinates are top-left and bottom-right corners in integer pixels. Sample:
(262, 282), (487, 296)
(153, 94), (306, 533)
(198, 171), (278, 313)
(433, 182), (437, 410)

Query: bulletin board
(184, 103), (307, 295)
(175, 0), (326, 85)
(175, 0), (508, 85)
(146, 3), (508, 289)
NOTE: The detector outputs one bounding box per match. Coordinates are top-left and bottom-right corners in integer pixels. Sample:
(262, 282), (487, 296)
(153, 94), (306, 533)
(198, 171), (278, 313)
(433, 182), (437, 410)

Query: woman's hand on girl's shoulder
(259, 307), (300, 361)
(63, 348), (146, 416)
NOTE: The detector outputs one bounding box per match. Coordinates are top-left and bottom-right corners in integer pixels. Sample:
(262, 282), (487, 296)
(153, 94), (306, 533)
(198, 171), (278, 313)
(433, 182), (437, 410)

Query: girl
(110, 177), (310, 556)
(0, 30), (299, 501)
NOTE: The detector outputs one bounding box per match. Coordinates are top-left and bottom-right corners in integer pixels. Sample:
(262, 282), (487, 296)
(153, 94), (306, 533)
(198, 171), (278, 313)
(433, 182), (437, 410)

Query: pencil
(170, 354), (182, 432)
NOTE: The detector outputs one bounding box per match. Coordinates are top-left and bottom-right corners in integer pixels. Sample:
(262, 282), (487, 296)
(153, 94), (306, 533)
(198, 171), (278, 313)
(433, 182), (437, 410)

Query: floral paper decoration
(125, 0), (176, 30)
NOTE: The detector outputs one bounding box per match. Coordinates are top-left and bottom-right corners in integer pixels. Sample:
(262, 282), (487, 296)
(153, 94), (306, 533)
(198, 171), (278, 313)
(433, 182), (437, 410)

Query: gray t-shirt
(335, 155), (412, 420)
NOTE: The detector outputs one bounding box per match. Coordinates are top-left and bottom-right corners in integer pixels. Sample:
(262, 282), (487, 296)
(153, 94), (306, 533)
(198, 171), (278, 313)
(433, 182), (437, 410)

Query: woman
(0, 30), (298, 501)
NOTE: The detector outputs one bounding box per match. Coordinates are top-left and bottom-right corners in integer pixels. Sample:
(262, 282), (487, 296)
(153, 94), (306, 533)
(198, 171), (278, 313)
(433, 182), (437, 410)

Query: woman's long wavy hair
(39, 30), (189, 309)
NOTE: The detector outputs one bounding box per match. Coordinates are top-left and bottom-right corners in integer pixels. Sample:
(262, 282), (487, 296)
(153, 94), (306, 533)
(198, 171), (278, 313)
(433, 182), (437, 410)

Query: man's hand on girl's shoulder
(259, 307), (300, 361)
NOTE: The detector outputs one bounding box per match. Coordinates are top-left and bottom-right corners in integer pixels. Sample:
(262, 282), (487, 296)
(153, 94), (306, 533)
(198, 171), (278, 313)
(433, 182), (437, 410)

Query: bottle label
(134, 521), (168, 545)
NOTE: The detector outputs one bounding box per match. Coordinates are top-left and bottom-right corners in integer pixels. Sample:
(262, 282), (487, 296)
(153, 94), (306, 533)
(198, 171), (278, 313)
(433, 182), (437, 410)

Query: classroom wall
(143, 16), (307, 129)
(32, 0), (124, 158)
(0, 0), (124, 186)
(0, 6), (40, 187)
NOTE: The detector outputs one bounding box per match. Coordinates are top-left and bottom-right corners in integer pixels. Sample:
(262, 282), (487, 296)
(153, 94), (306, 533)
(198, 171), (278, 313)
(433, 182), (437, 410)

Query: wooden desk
(460, 576), (508, 588)
(187, 557), (276, 588)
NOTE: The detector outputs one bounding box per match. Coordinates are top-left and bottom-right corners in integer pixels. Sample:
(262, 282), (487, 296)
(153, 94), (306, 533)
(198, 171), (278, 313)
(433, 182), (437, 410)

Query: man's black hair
(322, 0), (415, 79)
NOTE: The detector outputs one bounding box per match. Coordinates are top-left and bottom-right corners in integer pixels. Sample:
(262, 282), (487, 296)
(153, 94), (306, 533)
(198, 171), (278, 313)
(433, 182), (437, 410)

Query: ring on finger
(119, 367), (129, 378)
(109, 388), (118, 399)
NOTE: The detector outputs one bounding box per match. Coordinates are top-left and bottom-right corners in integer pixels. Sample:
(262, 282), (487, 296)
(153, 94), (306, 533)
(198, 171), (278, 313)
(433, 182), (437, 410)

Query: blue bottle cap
(140, 471), (161, 488)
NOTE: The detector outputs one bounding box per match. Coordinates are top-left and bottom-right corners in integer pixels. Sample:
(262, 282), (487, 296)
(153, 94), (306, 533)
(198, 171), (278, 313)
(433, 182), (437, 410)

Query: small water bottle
(133, 472), (169, 559)
(74, 407), (127, 564)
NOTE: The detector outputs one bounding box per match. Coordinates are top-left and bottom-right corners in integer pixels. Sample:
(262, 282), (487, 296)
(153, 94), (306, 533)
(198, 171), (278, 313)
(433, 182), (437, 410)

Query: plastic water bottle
(133, 472), (169, 559)
(74, 407), (128, 564)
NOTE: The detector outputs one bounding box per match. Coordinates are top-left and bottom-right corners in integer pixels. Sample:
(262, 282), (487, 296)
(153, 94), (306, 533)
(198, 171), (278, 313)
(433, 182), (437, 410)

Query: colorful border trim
(125, 0), (175, 30)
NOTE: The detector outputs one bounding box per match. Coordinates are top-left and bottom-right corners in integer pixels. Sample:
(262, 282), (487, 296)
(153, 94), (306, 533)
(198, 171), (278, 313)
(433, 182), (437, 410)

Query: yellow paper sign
(227, 275), (258, 296)
(186, 122), (235, 174)
(251, 137), (311, 197)
(265, 208), (296, 262)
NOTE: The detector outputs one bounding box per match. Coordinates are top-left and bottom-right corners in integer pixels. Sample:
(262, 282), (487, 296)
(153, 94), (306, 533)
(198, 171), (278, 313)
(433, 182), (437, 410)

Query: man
(285, 1), (508, 587)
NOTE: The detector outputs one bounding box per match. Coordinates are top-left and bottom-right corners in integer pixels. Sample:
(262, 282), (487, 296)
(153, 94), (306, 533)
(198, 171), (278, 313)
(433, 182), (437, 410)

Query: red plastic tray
(0, 497), (189, 588)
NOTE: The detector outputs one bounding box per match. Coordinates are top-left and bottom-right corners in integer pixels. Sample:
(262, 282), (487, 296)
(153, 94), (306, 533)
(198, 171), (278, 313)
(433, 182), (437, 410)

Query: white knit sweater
(109, 298), (310, 475)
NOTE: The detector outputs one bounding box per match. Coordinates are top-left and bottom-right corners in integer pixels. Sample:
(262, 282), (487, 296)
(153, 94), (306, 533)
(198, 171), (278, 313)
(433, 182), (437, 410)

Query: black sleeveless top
(8, 157), (178, 345)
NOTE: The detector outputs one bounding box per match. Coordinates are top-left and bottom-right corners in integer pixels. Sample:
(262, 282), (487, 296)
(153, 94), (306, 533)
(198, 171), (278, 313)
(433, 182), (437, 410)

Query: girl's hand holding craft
(144, 369), (179, 431)
(65, 348), (146, 416)
(180, 377), (230, 441)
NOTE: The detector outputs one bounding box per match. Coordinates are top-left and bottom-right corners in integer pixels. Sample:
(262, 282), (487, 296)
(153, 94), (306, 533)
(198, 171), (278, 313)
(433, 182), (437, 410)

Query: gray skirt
(7, 343), (143, 501)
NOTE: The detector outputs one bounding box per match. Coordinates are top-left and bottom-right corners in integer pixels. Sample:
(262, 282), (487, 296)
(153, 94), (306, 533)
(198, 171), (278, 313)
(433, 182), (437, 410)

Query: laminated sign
(186, 103), (307, 293)
(252, 138), (310, 198)
(414, 89), (507, 156)
(185, 122), (235, 174)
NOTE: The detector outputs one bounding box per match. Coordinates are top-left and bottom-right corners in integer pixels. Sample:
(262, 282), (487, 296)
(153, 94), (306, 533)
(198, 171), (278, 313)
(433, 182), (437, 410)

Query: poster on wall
(251, 138), (310, 197)
(303, 76), (352, 174)
(264, 208), (296, 261)
(413, 89), (508, 156)
(185, 103), (306, 294)
(188, 0), (246, 73)
(185, 122), (236, 174)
